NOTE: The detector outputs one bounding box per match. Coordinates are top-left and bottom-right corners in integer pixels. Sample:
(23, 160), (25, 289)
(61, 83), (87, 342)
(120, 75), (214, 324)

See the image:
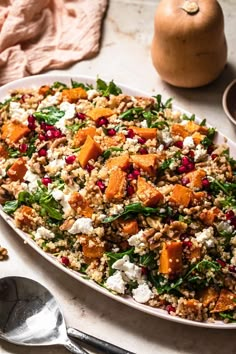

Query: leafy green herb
(102, 147), (123, 160)
(150, 120), (169, 129)
(50, 81), (68, 91)
(0, 96), (20, 109)
(182, 113), (195, 121)
(184, 260), (221, 279)
(220, 196), (236, 208)
(153, 95), (172, 112)
(119, 107), (144, 121)
(3, 200), (19, 213)
(219, 312), (236, 322)
(160, 158), (174, 171)
(149, 272), (183, 295)
(66, 122), (86, 132)
(201, 128), (216, 148)
(7, 148), (21, 158)
(96, 78), (122, 96)
(34, 106), (65, 125)
(200, 118), (207, 126)
(26, 136), (37, 157)
(71, 79), (93, 91)
(139, 252), (156, 269)
(106, 248), (134, 275)
(210, 180), (236, 196)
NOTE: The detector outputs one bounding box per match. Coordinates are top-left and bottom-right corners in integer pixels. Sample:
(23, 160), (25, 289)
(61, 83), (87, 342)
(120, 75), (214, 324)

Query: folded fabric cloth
(0, 0), (108, 86)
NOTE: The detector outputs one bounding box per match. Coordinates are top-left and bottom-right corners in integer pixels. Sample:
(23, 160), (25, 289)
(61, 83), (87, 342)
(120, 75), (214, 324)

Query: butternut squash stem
(181, 1), (199, 15)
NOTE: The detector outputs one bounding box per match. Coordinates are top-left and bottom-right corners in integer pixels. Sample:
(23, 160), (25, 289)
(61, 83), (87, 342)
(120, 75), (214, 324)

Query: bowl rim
(222, 78), (236, 125)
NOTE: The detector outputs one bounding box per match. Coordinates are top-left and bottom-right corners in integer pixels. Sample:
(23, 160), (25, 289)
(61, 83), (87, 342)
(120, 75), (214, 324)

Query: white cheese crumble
(38, 92), (62, 109)
(24, 170), (40, 193)
(161, 130), (173, 146)
(140, 120), (148, 128)
(59, 101), (76, 119)
(109, 204), (124, 216)
(35, 227), (55, 240)
(9, 101), (30, 125)
(128, 230), (147, 255)
(112, 255), (142, 282)
(47, 158), (66, 173)
(68, 217), (93, 235)
(105, 271), (126, 294)
(183, 136), (195, 148)
(51, 189), (72, 216)
(87, 89), (99, 101)
(195, 227), (215, 248)
(194, 145), (207, 162)
(231, 248), (236, 266)
(132, 283), (153, 303)
(217, 221), (233, 234)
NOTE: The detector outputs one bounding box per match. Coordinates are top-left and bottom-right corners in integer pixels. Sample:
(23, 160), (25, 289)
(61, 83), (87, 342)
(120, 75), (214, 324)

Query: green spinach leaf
(34, 106), (65, 125)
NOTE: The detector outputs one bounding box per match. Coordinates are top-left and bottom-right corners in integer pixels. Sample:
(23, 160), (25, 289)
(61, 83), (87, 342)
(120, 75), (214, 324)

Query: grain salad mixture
(0, 78), (236, 323)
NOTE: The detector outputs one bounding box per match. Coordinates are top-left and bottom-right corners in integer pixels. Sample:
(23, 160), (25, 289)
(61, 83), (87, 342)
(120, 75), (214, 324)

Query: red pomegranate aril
(230, 216), (236, 228)
(226, 210), (235, 220)
(86, 163), (95, 173)
(65, 155), (76, 164)
(181, 177), (190, 186)
(174, 140), (183, 149)
(40, 122), (47, 130)
(229, 265), (236, 273)
(132, 169), (140, 178)
(28, 115), (35, 124)
(127, 173), (134, 180)
(45, 130), (54, 140)
(61, 256), (70, 266)
(216, 259), (226, 267)
(127, 129), (135, 139)
(202, 178), (210, 189)
(141, 267), (148, 276)
(138, 137), (146, 145)
(211, 154), (218, 160)
(183, 240), (192, 248)
(139, 147), (148, 155)
(166, 305), (176, 314)
(207, 145), (214, 154)
(186, 162), (195, 171)
(45, 124), (55, 131)
(188, 150), (195, 159)
(76, 112), (86, 120)
(96, 117), (109, 127)
(28, 122), (36, 130)
(181, 156), (190, 166)
(38, 148), (47, 157)
(53, 130), (62, 139)
(42, 177), (52, 186)
(19, 143), (28, 153)
(127, 184), (135, 196)
(38, 133), (46, 141)
(96, 180), (105, 193)
(107, 129), (116, 137)
(177, 165), (187, 174)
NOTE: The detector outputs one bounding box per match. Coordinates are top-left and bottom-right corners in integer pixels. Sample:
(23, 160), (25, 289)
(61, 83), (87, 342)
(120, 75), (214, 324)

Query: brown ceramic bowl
(222, 79), (236, 125)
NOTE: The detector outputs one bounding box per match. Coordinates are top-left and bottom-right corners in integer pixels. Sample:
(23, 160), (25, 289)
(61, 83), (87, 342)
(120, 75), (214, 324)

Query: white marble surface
(1, 1), (236, 353)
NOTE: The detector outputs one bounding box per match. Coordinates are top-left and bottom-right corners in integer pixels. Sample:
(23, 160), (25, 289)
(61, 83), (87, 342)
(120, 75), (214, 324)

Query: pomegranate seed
(65, 155), (76, 164)
(107, 129), (116, 136)
(188, 150), (195, 159)
(42, 177), (52, 186)
(38, 148), (47, 157)
(127, 173), (134, 180)
(127, 129), (135, 139)
(174, 141), (183, 149)
(40, 122), (47, 130)
(166, 305), (176, 314)
(202, 178), (210, 189)
(230, 216), (236, 228)
(45, 130), (54, 140)
(181, 177), (190, 186)
(45, 124), (55, 131)
(28, 115), (35, 124)
(19, 143), (28, 153)
(61, 256), (70, 266)
(216, 259), (226, 267)
(38, 133), (46, 141)
(139, 147), (148, 155)
(127, 184), (135, 196)
(138, 137), (146, 144)
(183, 240), (192, 248)
(96, 180), (106, 193)
(186, 162), (195, 171)
(182, 156), (190, 166)
(28, 122), (36, 130)
(180, 234), (188, 241)
(96, 117), (109, 127)
(211, 154), (218, 160)
(132, 169), (140, 178)
(207, 145), (214, 154)
(226, 210), (235, 220)
(53, 130), (62, 139)
(229, 265), (236, 273)
(177, 165), (187, 174)
(141, 267), (147, 275)
(86, 163), (95, 173)
(76, 112), (86, 120)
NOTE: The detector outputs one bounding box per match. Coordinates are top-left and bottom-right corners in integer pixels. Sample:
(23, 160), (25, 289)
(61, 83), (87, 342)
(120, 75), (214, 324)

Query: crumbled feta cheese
(230, 236), (236, 246)
(128, 230), (147, 255)
(195, 227), (215, 248)
(132, 283), (153, 303)
(231, 248), (236, 265)
(68, 217), (93, 235)
(87, 89), (99, 101)
(24, 170), (40, 193)
(140, 120), (148, 128)
(47, 158), (66, 172)
(183, 136), (195, 148)
(38, 92), (61, 109)
(112, 255), (142, 282)
(161, 130), (173, 146)
(217, 221), (233, 234)
(109, 204), (124, 215)
(106, 271), (126, 294)
(59, 101), (76, 119)
(35, 227), (55, 240)
(169, 160), (178, 171)
(194, 145), (207, 162)
(0, 167), (6, 177)
(52, 189), (71, 215)
(158, 144), (164, 151)
(9, 102), (29, 125)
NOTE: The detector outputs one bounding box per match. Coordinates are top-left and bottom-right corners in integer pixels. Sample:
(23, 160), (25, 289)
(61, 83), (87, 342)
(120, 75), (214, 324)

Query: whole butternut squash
(151, 0), (227, 88)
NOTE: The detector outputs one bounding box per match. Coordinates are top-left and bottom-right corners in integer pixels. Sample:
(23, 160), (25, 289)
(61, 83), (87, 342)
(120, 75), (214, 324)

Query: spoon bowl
(222, 78), (236, 125)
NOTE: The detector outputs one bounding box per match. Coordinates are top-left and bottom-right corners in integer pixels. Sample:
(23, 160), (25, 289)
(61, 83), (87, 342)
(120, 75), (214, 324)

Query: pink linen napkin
(0, 0), (108, 86)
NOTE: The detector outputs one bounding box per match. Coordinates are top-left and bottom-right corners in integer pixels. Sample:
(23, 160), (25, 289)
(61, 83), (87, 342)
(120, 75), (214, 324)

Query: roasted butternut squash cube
(68, 192), (93, 217)
(211, 289), (236, 313)
(185, 121), (208, 135)
(192, 132), (205, 145)
(82, 237), (105, 259)
(169, 184), (192, 207)
(199, 207), (221, 226)
(105, 168), (127, 201)
(187, 246), (201, 262)
(38, 85), (50, 96)
(171, 124), (188, 138)
(199, 287), (219, 307)
(7, 158), (27, 181)
(191, 191), (207, 206)
(120, 219), (139, 236)
(73, 127), (96, 147)
(62, 87), (87, 102)
(131, 154), (159, 176)
(129, 126), (157, 140)
(103, 133), (126, 147)
(14, 205), (37, 230)
(0, 144), (8, 158)
(185, 169), (206, 189)
(78, 136), (102, 168)
(106, 155), (130, 171)
(87, 107), (114, 121)
(137, 176), (164, 207)
(159, 241), (183, 274)
(1, 122), (30, 144)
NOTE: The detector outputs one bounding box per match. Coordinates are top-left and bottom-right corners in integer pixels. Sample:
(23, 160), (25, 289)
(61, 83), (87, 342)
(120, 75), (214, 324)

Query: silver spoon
(0, 276), (134, 354)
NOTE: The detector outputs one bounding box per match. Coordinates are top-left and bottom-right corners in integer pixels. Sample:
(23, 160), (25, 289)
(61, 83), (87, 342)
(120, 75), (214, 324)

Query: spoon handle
(67, 327), (135, 354)
(64, 337), (89, 354)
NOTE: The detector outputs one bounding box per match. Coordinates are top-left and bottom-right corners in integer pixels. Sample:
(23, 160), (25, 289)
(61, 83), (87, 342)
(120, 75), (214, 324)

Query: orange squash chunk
(87, 107), (114, 121)
(68, 192), (93, 217)
(182, 299), (201, 313)
(15, 205), (36, 229)
(137, 176), (164, 207)
(199, 207), (221, 226)
(169, 184), (192, 207)
(191, 191), (207, 205)
(0, 144), (8, 158)
(78, 136), (102, 168)
(1, 122), (30, 144)
(120, 219), (139, 236)
(159, 241), (183, 274)
(131, 154), (159, 176)
(199, 287), (219, 307)
(38, 85), (50, 96)
(171, 124), (188, 138)
(192, 131), (205, 145)
(185, 121), (208, 135)
(105, 168), (126, 201)
(82, 237), (105, 259)
(185, 169), (206, 189)
(62, 87), (87, 102)
(73, 127), (96, 147)
(7, 158), (27, 181)
(106, 155), (130, 171)
(103, 133), (126, 147)
(187, 246), (201, 261)
(129, 126), (157, 140)
(211, 289), (236, 313)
